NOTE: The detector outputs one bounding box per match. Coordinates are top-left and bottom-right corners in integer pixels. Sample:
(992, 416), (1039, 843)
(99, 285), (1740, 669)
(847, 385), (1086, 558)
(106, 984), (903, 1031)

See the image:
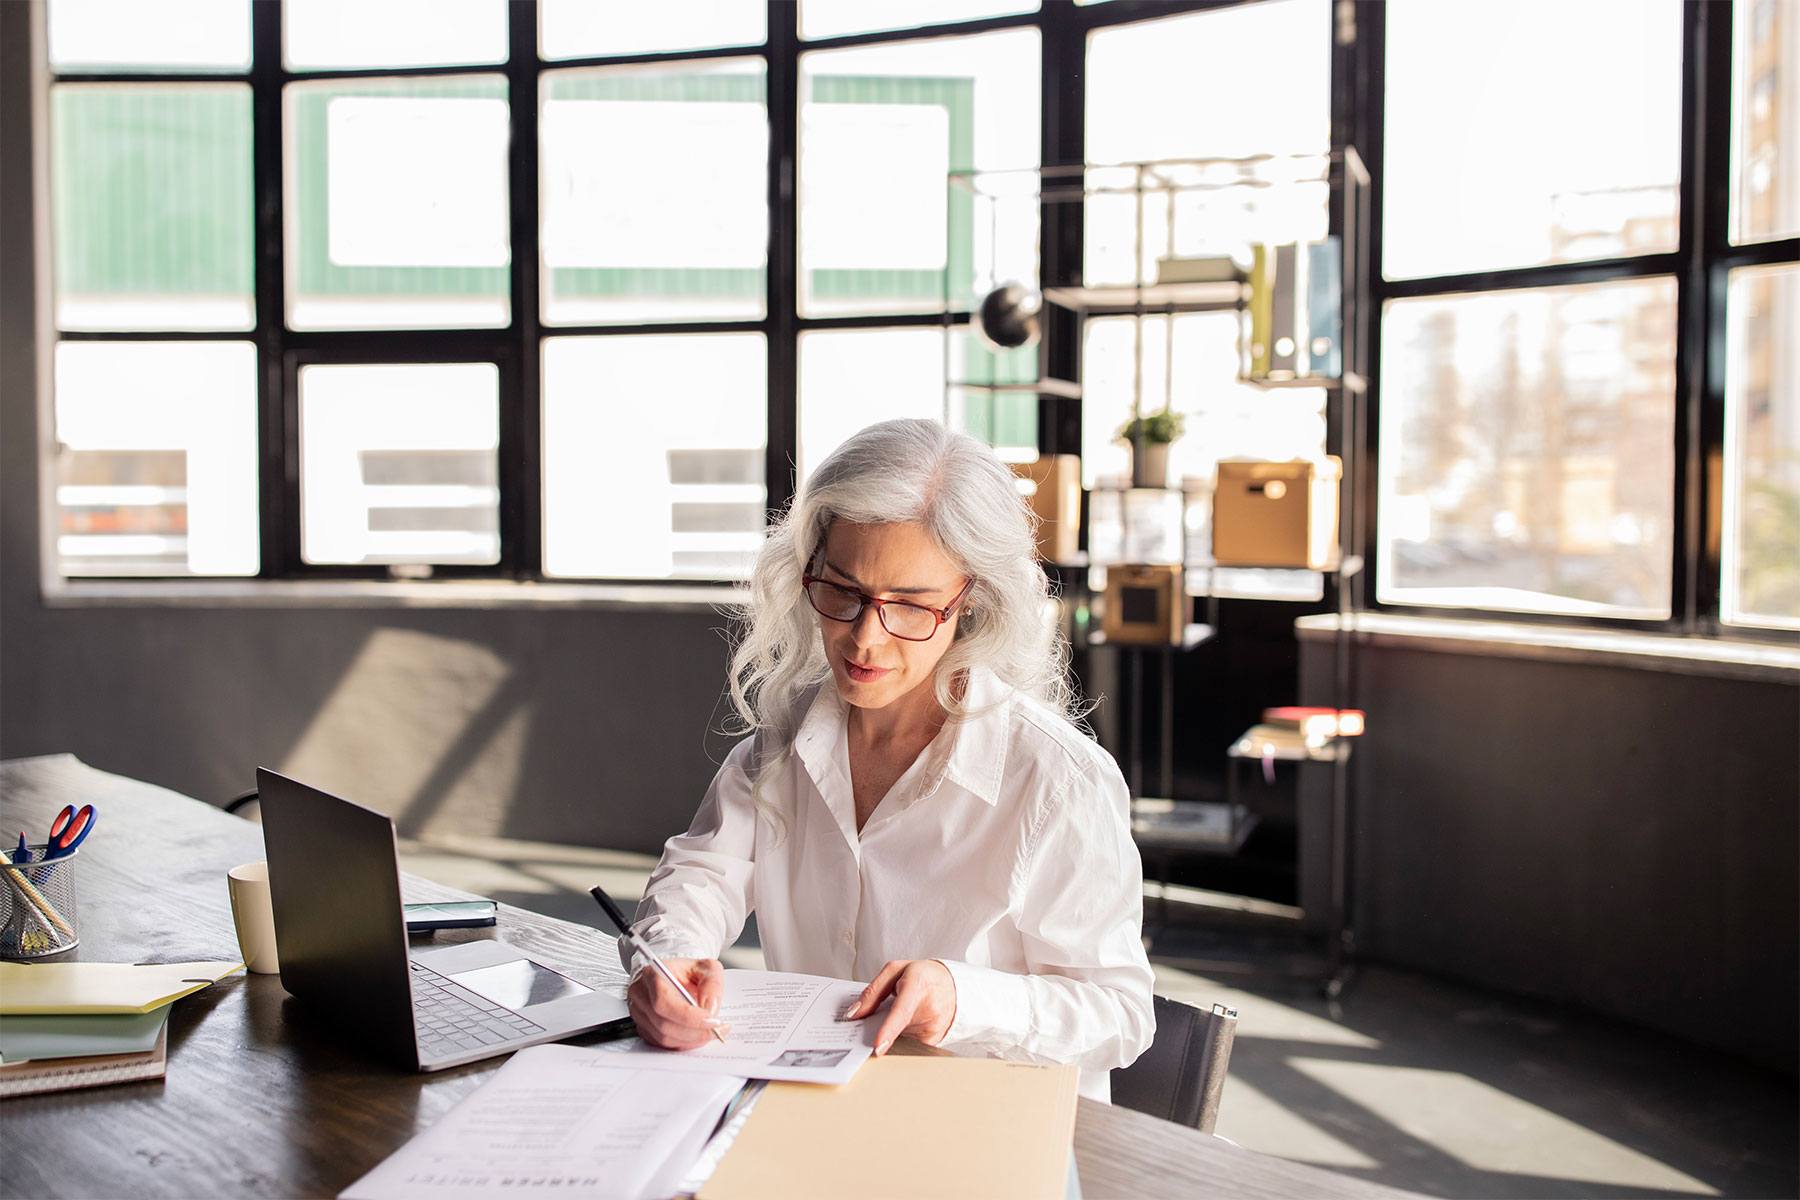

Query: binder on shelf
(1304, 238), (1342, 379)
(1268, 242), (1300, 376)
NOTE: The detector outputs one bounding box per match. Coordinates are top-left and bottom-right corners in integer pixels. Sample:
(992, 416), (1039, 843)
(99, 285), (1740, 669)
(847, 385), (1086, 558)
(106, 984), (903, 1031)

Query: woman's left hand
(844, 959), (958, 1055)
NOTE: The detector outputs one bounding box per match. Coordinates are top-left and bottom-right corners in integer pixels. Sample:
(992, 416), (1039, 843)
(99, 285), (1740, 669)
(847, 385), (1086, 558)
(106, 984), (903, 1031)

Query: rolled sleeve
(619, 736), (761, 977)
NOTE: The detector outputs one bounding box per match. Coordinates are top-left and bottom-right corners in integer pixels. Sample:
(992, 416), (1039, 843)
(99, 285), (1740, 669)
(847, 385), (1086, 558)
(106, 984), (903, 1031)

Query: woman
(622, 418), (1154, 1101)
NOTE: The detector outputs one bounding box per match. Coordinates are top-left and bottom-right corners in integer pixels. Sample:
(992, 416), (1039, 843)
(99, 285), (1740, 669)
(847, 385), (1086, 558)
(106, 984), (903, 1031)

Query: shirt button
(841, 930), (854, 947)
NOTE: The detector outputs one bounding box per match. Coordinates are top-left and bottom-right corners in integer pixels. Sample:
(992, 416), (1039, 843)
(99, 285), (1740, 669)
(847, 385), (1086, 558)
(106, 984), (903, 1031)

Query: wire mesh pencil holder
(1, 845), (81, 960)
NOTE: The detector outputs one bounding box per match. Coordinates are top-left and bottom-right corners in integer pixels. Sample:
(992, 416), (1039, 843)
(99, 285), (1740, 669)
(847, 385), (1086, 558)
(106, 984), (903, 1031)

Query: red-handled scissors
(43, 804), (96, 861)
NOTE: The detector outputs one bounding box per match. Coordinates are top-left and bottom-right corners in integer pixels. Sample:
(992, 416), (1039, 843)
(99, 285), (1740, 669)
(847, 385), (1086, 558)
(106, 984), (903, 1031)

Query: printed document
(339, 1045), (743, 1200)
(605, 969), (876, 1085)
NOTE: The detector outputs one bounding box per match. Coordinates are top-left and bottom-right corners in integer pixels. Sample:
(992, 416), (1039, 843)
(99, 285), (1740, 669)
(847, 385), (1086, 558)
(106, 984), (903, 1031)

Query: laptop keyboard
(410, 961), (546, 1058)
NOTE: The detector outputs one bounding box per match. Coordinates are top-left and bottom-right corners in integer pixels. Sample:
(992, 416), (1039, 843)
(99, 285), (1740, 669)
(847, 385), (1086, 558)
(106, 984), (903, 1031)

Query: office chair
(1111, 995), (1238, 1134)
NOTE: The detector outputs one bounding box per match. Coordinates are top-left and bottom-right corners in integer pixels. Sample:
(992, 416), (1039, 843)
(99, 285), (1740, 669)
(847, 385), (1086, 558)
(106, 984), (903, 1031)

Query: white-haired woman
(622, 418), (1155, 1100)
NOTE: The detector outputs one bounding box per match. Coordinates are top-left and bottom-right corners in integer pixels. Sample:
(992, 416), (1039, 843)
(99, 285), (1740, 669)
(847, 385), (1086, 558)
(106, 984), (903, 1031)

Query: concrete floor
(399, 832), (1799, 1200)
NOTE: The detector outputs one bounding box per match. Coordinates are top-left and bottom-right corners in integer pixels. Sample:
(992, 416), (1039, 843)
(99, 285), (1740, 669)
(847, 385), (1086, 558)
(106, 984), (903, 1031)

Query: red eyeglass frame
(801, 573), (974, 641)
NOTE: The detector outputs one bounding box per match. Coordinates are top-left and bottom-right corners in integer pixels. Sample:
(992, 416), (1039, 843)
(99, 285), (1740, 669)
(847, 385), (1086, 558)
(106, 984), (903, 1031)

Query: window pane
(284, 0), (507, 70)
(284, 77), (510, 331)
(52, 84), (254, 331)
(299, 364), (500, 566)
(1723, 264), (1800, 628)
(1081, 313), (1327, 488)
(540, 0), (765, 60)
(53, 341), (259, 577)
(1085, 1), (1330, 288)
(543, 334), (766, 580)
(800, 0), (1037, 42)
(1378, 279), (1677, 619)
(1081, 313), (1327, 600)
(799, 327), (1028, 480)
(799, 29), (1040, 318)
(1732, 0), (1800, 242)
(48, 0), (250, 72)
(1384, 0), (1682, 280)
(542, 61), (767, 325)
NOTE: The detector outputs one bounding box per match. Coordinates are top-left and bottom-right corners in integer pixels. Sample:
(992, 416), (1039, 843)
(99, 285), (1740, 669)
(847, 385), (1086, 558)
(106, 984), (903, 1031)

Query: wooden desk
(1, 755), (1414, 1199)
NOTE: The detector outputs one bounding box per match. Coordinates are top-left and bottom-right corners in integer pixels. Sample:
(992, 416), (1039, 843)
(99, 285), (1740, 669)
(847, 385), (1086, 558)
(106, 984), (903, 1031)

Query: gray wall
(1304, 636), (1799, 1074)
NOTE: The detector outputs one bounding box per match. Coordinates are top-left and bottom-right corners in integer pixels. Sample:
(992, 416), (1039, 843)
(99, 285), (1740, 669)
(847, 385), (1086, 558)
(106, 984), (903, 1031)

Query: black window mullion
(1038, 0), (1083, 460)
(1673, 0), (1735, 632)
(765, 1), (799, 520)
(505, 0), (541, 579)
(251, 0), (288, 579)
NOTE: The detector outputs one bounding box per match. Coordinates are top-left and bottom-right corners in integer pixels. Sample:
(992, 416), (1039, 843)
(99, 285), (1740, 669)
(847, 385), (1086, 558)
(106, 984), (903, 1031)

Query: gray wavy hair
(726, 419), (1084, 754)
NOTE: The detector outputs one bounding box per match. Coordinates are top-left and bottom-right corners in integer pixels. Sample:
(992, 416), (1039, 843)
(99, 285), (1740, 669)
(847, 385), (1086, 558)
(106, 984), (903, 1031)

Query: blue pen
(12, 832), (28, 865)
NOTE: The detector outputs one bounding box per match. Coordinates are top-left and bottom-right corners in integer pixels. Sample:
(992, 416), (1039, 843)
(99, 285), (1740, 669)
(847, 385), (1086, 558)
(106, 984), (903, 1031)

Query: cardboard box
(1212, 457), (1341, 569)
(1101, 563), (1185, 646)
(1010, 455), (1082, 564)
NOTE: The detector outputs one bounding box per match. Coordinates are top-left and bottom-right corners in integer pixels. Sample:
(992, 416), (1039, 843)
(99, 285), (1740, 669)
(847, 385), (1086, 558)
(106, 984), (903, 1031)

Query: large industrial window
(40, 0), (1794, 639)
(1373, 0), (1798, 632)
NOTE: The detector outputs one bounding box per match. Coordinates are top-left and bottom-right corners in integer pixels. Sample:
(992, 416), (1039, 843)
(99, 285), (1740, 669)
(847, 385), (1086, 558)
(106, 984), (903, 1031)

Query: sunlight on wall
(278, 626), (532, 837)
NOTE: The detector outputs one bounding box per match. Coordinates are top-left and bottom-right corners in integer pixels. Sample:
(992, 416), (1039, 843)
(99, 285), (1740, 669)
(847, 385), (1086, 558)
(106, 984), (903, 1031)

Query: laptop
(256, 768), (633, 1071)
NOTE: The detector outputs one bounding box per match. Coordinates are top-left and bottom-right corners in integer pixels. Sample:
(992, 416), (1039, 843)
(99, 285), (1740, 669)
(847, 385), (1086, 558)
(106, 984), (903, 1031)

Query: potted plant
(1116, 408), (1185, 488)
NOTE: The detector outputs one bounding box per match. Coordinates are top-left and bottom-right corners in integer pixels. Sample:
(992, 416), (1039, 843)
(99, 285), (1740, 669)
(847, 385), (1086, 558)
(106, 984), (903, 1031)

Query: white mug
(227, 861), (280, 974)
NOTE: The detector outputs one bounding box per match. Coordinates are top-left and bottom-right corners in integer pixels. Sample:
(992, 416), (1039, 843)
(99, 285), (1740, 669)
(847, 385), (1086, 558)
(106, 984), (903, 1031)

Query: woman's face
(813, 520), (968, 716)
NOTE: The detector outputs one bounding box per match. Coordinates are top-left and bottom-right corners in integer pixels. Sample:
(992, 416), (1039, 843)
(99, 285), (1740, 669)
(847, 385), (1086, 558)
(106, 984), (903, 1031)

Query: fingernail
(876, 1039), (891, 1055)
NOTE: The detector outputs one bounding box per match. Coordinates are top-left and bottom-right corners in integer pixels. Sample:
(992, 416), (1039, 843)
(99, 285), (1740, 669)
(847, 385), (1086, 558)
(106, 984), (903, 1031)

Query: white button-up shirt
(625, 669), (1156, 1101)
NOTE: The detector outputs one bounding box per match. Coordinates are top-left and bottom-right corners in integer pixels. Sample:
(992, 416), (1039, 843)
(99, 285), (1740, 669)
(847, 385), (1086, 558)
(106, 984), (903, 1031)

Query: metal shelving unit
(943, 149), (1372, 995)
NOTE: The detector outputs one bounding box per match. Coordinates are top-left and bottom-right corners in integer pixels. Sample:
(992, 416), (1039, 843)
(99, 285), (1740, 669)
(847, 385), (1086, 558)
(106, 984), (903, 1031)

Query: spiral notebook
(0, 1022), (166, 1098)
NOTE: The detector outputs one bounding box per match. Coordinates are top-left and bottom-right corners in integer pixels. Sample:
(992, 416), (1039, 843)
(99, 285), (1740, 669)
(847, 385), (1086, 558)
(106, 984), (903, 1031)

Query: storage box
(1101, 563), (1185, 646)
(1211, 457), (1341, 569)
(1010, 455), (1082, 564)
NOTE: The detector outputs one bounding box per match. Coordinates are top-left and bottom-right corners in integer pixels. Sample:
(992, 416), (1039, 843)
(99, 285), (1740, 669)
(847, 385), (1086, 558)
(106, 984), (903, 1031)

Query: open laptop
(257, 768), (633, 1071)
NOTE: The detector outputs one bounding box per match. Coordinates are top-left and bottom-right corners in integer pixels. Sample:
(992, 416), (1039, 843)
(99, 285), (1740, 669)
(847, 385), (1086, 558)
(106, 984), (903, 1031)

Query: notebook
(0, 1021), (167, 1098)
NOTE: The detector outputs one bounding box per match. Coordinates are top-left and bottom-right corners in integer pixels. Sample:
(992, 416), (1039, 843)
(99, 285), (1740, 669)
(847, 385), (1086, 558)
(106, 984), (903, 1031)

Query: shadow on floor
(398, 836), (1799, 1200)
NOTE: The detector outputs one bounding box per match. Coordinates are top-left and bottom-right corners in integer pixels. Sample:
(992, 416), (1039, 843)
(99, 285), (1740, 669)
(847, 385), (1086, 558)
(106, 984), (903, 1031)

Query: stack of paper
(600, 969), (877, 1084)
(339, 1045), (746, 1200)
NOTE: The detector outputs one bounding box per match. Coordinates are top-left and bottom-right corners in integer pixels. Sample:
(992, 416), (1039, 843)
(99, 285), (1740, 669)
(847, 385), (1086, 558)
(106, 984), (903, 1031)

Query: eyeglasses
(801, 574), (973, 642)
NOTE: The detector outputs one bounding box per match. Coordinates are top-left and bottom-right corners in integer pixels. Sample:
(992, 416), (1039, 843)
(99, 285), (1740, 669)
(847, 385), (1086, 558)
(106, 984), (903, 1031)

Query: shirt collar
(791, 668), (1013, 812)
(937, 667), (1010, 808)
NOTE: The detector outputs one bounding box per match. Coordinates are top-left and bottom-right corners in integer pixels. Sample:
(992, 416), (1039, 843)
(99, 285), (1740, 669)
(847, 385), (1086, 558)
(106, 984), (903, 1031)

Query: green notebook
(0, 1007), (171, 1063)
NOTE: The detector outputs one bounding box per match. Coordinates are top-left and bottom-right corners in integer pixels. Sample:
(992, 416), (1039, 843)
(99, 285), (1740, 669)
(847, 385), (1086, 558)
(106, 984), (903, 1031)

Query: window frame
(1354, 0), (1800, 640)
(44, 0), (1786, 643)
(38, 0), (1247, 591)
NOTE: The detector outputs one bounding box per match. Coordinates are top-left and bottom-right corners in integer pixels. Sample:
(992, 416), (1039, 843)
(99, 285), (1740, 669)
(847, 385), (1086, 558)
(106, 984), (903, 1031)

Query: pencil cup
(227, 860), (281, 974)
(0, 844), (81, 960)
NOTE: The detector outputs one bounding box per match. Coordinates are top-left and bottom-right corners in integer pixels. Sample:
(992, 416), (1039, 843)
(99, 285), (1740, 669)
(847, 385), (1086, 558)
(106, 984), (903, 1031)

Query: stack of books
(0, 1009), (169, 1098)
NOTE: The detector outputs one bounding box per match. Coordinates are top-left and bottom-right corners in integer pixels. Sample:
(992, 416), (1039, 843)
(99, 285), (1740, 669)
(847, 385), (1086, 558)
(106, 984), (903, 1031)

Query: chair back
(1111, 995), (1238, 1133)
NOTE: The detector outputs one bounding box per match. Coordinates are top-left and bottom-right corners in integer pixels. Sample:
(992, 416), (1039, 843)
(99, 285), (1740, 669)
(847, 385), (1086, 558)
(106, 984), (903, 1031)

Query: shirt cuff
(620, 935), (716, 980)
(938, 959), (1032, 1050)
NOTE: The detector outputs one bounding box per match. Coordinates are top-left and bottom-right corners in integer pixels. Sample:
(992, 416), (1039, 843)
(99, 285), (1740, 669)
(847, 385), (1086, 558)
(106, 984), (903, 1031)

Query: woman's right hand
(626, 957), (729, 1050)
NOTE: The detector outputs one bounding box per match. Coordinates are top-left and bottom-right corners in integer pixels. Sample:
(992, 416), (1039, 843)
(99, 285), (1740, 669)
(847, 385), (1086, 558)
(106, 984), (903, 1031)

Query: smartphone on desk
(404, 900), (499, 932)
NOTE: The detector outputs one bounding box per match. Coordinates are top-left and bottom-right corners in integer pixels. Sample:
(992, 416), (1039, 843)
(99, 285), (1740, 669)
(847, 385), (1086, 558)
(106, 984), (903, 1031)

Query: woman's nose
(850, 604), (888, 647)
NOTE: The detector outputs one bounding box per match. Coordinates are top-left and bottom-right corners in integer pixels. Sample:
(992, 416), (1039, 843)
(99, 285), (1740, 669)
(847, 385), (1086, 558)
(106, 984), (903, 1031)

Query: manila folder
(700, 1054), (1079, 1200)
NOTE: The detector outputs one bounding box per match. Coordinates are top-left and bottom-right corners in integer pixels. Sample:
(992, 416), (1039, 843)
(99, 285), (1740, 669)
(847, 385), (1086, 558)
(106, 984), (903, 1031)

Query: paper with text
(607, 969), (877, 1085)
(338, 1045), (743, 1200)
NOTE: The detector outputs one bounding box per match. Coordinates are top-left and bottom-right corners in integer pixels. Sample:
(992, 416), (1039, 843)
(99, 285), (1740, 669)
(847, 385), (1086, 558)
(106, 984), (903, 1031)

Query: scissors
(42, 804), (96, 861)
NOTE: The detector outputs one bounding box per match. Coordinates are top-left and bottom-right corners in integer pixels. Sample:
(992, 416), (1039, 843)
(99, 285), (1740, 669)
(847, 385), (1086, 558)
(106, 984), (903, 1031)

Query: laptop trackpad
(449, 958), (593, 1012)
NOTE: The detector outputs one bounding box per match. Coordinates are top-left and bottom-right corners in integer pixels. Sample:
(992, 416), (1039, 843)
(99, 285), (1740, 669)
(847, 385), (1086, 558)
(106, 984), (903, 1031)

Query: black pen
(589, 885), (726, 1044)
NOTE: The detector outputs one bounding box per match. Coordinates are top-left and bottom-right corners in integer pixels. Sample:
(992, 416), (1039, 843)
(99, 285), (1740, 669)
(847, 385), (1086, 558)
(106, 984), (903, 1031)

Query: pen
(13, 833), (28, 865)
(588, 885), (726, 1044)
